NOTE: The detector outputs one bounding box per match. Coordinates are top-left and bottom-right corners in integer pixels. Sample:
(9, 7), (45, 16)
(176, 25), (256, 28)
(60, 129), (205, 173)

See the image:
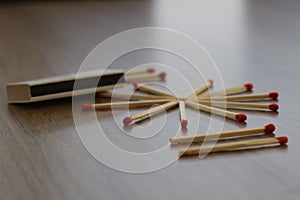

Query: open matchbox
(6, 70), (125, 103)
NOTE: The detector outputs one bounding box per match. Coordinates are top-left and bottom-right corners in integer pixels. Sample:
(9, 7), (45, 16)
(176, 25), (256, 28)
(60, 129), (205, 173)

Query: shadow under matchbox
(6, 70), (125, 103)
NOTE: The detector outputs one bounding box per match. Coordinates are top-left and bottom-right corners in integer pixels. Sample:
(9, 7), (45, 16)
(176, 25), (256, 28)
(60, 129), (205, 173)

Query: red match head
(264, 123), (276, 133)
(147, 67), (155, 73)
(269, 104), (279, 111)
(82, 104), (93, 110)
(181, 119), (188, 128)
(133, 82), (139, 88)
(244, 83), (253, 91)
(235, 114), (247, 122)
(277, 136), (288, 145)
(158, 72), (167, 80)
(208, 79), (214, 87)
(123, 116), (133, 125)
(269, 92), (279, 99)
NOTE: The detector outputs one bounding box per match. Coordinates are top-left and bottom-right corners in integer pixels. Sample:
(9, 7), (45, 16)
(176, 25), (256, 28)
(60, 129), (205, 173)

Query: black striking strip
(30, 73), (124, 97)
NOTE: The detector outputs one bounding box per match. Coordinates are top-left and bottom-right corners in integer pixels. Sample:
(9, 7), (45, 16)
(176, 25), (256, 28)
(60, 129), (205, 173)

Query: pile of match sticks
(83, 78), (279, 128)
(82, 70), (288, 157)
(170, 124), (288, 157)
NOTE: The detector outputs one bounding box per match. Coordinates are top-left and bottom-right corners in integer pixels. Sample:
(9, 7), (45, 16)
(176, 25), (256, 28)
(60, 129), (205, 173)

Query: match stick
(185, 101), (247, 122)
(123, 101), (179, 125)
(125, 67), (155, 75)
(179, 136), (288, 156)
(198, 92), (279, 101)
(96, 91), (176, 100)
(184, 79), (214, 100)
(198, 101), (279, 111)
(179, 101), (188, 128)
(82, 99), (172, 110)
(133, 82), (175, 97)
(170, 123), (276, 144)
(125, 72), (166, 82)
(199, 83), (253, 97)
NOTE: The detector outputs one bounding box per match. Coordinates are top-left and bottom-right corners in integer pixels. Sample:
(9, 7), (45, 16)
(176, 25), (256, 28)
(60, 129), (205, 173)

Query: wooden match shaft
(199, 83), (253, 97)
(131, 101), (178, 120)
(184, 80), (213, 100)
(179, 101), (188, 127)
(198, 92), (279, 101)
(96, 91), (176, 100)
(125, 67), (155, 75)
(124, 72), (166, 82)
(179, 136), (288, 156)
(83, 99), (173, 110)
(123, 101), (179, 124)
(185, 101), (247, 122)
(170, 124), (276, 144)
(133, 82), (175, 97)
(198, 101), (279, 111)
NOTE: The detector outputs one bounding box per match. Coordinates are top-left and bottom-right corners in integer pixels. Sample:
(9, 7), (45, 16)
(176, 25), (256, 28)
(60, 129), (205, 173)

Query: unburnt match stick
(123, 101), (179, 125)
(96, 91), (176, 100)
(198, 92), (279, 101)
(133, 82), (175, 97)
(185, 101), (247, 122)
(125, 67), (155, 75)
(179, 101), (188, 128)
(184, 79), (214, 100)
(199, 83), (253, 97)
(125, 72), (166, 82)
(179, 136), (288, 156)
(170, 123), (276, 144)
(82, 99), (172, 110)
(198, 101), (279, 111)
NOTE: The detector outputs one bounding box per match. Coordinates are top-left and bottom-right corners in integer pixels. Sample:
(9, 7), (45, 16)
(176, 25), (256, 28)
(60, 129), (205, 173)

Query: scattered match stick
(179, 101), (188, 128)
(82, 99), (173, 110)
(184, 79), (214, 100)
(123, 101), (179, 125)
(199, 83), (253, 97)
(96, 91), (176, 100)
(125, 67), (155, 75)
(185, 101), (247, 122)
(198, 101), (279, 111)
(170, 123), (276, 144)
(125, 72), (166, 82)
(198, 92), (279, 101)
(179, 136), (288, 156)
(133, 82), (175, 97)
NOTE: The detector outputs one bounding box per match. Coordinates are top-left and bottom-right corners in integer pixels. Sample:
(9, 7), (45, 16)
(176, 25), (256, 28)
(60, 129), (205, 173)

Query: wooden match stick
(179, 136), (288, 156)
(199, 83), (253, 97)
(96, 91), (176, 100)
(185, 101), (247, 122)
(184, 79), (214, 100)
(170, 124), (276, 144)
(125, 67), (155, 75)
(198, 92), (279, 101)
(198, 101), (279, 111)
(133, 82), (175, 97)
(179, 101), (188, 127)
(123, 101), (179, 125)
(82, 99), (172, 110)
(125, 72), (166, 82)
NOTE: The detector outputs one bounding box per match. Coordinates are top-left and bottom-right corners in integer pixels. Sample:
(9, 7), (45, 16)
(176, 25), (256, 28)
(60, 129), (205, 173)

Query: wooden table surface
(1, 1), (300, 200)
